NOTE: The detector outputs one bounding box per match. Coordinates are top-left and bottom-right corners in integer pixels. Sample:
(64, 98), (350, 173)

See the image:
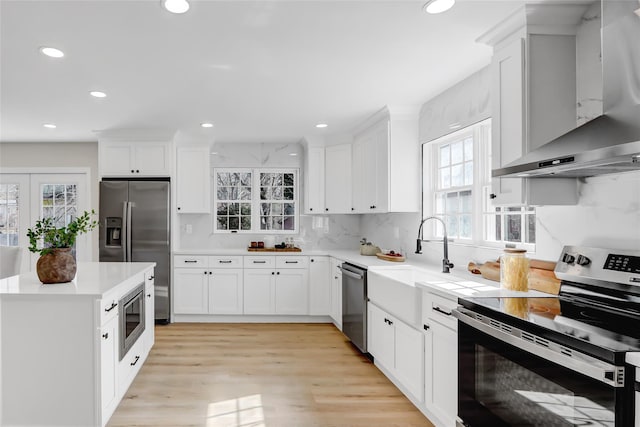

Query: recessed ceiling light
(289, 153), (298, 157)
(39, 47), (64, 58)
(201, 123), (214, 128)
(163, 0), (189, 14)
(315, 123), (328, 128)
(423, 0), (455, 14)
(90, 91), (107, 98)
(211, 151), (218, 155)
(43, 123), (57, 129)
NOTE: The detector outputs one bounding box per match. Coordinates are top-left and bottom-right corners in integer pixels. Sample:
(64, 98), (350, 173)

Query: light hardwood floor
(108, 323), (435, 427)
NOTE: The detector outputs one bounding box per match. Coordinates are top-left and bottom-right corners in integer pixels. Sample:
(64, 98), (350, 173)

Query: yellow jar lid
(504, 248), (527, 253)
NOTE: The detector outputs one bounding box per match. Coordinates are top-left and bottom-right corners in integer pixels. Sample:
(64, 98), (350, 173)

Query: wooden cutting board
(376, 253), (406, 262)
(467, 259), (561, 295)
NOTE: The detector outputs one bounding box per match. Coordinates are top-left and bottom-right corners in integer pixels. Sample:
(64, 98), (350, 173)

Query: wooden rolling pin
(468, 259), (561, 295)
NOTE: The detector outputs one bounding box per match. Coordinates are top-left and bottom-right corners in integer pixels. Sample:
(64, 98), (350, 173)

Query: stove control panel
(555, 245), (640, 286)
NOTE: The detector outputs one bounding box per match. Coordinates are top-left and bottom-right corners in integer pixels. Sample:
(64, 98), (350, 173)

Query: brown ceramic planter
(36, 248), (77, 284)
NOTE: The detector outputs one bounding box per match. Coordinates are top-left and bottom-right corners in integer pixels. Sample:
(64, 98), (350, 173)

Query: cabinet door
(425, 321), (458, 427)
(275, 269), (309, 315)
(372, 119), (389, 213)
(309, 257), (330, 315)
(177, 146), (211, 213)
(173, 268), (209, 314)
(368, 303), (394, 371)
(305, 146), (325, 214)
(144, 271), (155, 352)
(243, 269), (275, 314)
(100, 315), (119, 420)
(100, 143), (134, 176)
(324, 144), (352, 214)
(351, 136), (367, 213)
(133, 142), (171, 176)
(395, 319), (424, 402)
(330, 258), (343, 328)
(209, 269), (243, 314)
(491, 38), (526, 205)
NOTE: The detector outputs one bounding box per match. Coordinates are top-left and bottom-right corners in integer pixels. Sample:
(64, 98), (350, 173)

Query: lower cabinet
(309, 256), (330, 315)
(368, 302), (424, 401)
(329, 257), (343, 329)
(243, 268), (309, 315)
(209, 269), (244, 314)
(99, 314), (119, 421)
(174, 268), (209, 313)
(423, 291), (458, 427)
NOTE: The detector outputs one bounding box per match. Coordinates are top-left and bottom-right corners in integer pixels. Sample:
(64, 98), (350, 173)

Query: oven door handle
(453, 307), (626, 388)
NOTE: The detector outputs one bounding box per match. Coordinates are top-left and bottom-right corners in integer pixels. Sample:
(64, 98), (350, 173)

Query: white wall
(0, 142), (100, 260)
(177, 142), (361, 251)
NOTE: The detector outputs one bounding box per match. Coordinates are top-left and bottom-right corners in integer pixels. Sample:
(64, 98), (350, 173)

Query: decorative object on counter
(359, 237), (381, 256)
(415, 216), (454, 273)
(264, 236), (275, 249)
(250, 241), (258, 248)
(27, 210), (98, 284)
(468, 258), (561, 295)
(500, 248), (529, 291)
(376, 251), (405, 262)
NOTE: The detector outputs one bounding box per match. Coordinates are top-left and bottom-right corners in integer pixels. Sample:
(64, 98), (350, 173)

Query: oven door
(456, 311), (633, 427)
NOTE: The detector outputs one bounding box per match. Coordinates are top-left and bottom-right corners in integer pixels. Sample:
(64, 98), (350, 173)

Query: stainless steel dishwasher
(341, 262), (367, 353)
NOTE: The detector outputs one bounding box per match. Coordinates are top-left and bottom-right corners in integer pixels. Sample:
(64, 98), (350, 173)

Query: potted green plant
(27, 210), (98, 284)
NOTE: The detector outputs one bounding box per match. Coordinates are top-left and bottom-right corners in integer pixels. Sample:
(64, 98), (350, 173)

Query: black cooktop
(458, 294), (640, 364)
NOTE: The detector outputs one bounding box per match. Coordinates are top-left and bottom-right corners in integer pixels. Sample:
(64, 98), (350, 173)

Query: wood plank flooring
(108, 323), (435, 427)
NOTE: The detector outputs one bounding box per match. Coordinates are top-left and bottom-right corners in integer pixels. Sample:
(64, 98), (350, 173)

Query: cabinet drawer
(276, 256), (309, 269)
(244, 256), (276, 269)
(423, 292), (457, 331)
(209, 256), (243, 268)
(118, 336), (146, 394)
(174, 255), (207, 268)
(100, 292), (119, 324)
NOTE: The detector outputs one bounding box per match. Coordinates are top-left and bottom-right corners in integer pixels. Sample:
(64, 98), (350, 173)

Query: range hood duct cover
(493, 0), (640, 179)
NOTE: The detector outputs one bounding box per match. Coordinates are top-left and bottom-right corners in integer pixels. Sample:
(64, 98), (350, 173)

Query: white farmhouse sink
(368, 266), (446, 327)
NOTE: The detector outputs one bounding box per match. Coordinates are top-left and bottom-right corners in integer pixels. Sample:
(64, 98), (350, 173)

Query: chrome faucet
(416, 216), (454, 273)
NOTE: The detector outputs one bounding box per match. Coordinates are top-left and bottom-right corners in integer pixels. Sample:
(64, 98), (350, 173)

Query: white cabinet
(368, 301), (424, 401)
(423, 291), (458, 427)
(243, 256), (309, 315)
(324, 144), (353, 213)
(330, 257), (343, 329)
(99, 140), (172, 177)
(304, 146), (325, 214)
(173, 256), (244, 315)
(144, 271), (155, 352)
(177, 146), (211, 213)
(309, 256), (330, 315)
(479, 5), (580, 206)
(352, 107), (420, 213)
(99, 313), (119, 421)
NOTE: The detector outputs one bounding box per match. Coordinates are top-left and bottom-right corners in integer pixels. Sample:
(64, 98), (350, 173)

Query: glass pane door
(0, 174), (30, 273)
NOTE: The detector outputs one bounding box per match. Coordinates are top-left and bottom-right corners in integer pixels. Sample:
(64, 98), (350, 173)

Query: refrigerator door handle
(121, 201), (128, 262)
(126, 201), (133, 262)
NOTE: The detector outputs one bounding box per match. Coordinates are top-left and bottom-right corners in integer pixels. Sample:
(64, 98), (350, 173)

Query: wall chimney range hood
(494, 0), (640, 179)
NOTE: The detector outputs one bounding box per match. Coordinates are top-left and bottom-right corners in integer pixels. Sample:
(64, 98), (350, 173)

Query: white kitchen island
(0, 262), (156, 427)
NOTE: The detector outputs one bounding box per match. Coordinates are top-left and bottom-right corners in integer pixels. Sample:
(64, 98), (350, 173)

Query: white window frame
(213, 167), (299, 234)
(422, 118), (535, 251)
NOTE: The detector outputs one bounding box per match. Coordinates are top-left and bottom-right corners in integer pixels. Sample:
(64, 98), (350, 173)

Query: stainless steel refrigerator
(99, 179), (171, 323)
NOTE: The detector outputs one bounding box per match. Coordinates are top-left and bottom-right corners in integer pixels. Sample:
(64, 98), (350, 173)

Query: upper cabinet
(478, 3), (600, 205)
(324, 144), (352, 214)
(99, 132), (174, 178)
(176, 146), (211, 214)
(352, 106), (420, 213)
(304, 145), (325, 214)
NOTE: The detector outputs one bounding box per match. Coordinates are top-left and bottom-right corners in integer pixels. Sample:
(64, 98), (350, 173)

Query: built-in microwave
(119, 282), (145, 360)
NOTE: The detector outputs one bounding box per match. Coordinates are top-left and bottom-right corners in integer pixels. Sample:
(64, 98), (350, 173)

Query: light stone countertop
(0, 262), (155, 296)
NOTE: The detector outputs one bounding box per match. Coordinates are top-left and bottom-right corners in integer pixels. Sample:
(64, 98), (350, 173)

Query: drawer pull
(130, 355), (140, 366)
(218, 260), (233, 264)
(104, 302), (117, 313)
(423, 324), (430, 331)
(433, 306), (452, 316)
(253, 260), (267, 264)
(285, 261), (298, 264)
(184, 260), (198, 263)
(148, 275), (154, 280)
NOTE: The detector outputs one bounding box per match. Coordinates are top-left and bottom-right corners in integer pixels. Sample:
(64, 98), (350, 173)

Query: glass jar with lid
(500, 248), (529, 292)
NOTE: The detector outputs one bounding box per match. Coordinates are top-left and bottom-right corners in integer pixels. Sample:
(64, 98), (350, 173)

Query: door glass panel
(0, 183), (20, 246)
(40, 183), (77, 226)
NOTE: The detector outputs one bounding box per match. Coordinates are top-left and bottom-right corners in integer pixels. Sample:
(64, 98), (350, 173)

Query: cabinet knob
(277, 271), (280, 275)
(204, 271), (208, 275)
(423, 324), (430, 331)
(351, 208), (354, 211)
(148, 275), (154, 280)
(311, 259), (314, 262)
(131, 170), (135, 173)
(325, 208), (329, 212)
(489, 193), (497, 199)
(177, 207), (181, 210)
(147, 293), (151, 298)
(271, 271), (275, 275)
(310, 208), (313, 211)
(102, 332), (109, 339)
(136, 170), (140, 173)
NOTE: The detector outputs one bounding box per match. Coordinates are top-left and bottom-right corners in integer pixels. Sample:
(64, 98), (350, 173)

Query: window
(214, 168), (298, 234)
(0, 183), (19, 246)
(422, 119), (535, 248)
(40, 184), (77, 228)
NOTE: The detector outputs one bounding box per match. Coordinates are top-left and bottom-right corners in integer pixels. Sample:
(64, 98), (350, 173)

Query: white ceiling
(0, 0), (523, 144)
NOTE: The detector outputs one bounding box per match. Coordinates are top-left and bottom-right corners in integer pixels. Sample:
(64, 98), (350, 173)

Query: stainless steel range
(454, 245), (640, 427)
